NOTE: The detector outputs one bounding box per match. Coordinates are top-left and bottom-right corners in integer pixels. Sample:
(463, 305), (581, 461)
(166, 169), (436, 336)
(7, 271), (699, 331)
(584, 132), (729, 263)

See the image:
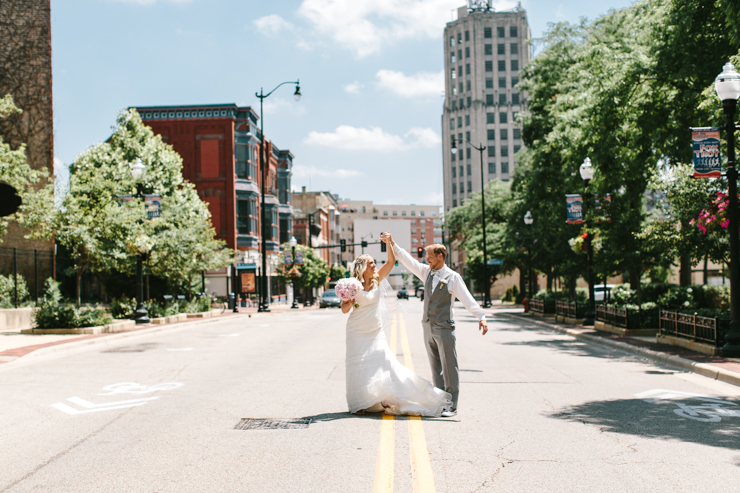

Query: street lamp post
(580, 157), (596, 326)
(255, 80), (301, 313)
(451, 136), (492, 308)
(289, 236), (300, 309)
(524, 210), (534, 298)
(715, 62), (740, 357)
(131, 158), (150, 325)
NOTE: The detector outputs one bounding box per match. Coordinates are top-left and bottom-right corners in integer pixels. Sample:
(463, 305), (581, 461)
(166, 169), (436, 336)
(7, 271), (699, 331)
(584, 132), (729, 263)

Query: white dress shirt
(392, 244), (486, 322)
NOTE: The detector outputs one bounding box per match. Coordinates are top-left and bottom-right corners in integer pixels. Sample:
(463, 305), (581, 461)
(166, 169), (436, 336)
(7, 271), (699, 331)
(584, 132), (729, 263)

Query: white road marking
(52, 396), (158, 415)
(219, 333), (241, 337)
(167, 348), (194, 351)
(636, 388), (739, 423)
(635, 389), (736, 405)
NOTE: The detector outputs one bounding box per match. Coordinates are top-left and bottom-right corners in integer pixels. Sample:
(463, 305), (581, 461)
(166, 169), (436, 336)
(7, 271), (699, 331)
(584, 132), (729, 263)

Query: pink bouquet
(335, 278), (363, 307)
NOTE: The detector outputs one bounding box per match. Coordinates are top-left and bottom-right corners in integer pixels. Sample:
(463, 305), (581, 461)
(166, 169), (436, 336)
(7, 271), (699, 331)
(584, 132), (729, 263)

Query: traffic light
(381, 241), (387, 253)
(340, 239), (346, 252)
(394, 261), (398, 267)
(417, 247), (424, 258)
(361, 240), (368, 248)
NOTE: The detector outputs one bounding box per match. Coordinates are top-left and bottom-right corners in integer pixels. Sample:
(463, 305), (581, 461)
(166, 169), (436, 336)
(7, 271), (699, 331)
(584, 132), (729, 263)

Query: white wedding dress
(345, 285), (452, 416)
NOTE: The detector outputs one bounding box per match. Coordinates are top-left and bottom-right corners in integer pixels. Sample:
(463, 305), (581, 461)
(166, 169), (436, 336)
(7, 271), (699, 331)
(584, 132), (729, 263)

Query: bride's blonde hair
(352, 254), (379, 289)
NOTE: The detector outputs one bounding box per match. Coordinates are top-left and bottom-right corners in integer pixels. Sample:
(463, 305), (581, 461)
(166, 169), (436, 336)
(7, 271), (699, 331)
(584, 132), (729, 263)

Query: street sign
(487, 259), (503, 265)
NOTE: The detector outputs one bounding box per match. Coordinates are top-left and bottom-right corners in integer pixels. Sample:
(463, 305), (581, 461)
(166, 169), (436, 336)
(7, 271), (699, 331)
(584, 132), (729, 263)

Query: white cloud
(375, 69), (444, 97)
(292, 165), (362, 179)
(343, 81), (364, 94)
(262, 97), (307, 116)
(304, 125), (439, 151)
(254, 14), (294, 36)
(297, 0), (518, 58)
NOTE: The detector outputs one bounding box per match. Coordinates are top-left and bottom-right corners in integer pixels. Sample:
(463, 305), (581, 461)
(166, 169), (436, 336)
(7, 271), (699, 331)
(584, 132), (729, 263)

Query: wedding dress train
(345, 285), (452, 416)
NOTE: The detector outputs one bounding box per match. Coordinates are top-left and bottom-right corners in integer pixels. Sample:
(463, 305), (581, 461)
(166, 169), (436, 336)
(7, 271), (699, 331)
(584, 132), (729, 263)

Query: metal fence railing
(530, 299), (555, 315)
(555, 300), (585, 319)
(0, 247), (54, 306)
(659, 310), (728, 347)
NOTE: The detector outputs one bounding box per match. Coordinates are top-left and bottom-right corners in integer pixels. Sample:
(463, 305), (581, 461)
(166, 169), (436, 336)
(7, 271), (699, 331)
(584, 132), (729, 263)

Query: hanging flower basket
(568, 232), (602, 254)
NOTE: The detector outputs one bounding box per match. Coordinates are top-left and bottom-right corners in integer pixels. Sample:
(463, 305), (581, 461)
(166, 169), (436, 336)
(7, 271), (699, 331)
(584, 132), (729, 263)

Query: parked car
(397, 288), (409, 299)
(594, 284), (616, 302)
(418, 286), (425, 301)
(319, 289), (342, 308)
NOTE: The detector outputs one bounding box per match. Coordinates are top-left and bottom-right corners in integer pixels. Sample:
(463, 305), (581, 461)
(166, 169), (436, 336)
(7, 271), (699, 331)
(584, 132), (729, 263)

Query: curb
(499, 312), (740, 388)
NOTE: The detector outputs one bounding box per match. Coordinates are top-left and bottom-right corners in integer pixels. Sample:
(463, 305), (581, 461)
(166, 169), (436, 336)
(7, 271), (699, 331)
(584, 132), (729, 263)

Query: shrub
(657, 286), (695, 309)
(611, 284), (636, 305)
(0, 274), (30, 308)
(110, 296), (137, 319)
(502, 285), (519, 302)
(34, 279), (111, 329)
(690, 284), (730, 311)
(640, 283), (677, 304)
(574, 288), (588, 303)
(533, 290), (569, 302)
(184, 295), (213, 313)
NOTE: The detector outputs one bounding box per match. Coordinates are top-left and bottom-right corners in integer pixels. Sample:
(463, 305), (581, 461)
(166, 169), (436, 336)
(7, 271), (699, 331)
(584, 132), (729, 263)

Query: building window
(513, 111), (519, 121)
(512, 93), (520, 105)
(501, 146), (509, 157)
(498, 60), (506, 71)
(488, 162), (496, 174)
(452, 199), (457, 207)
(458, 33), (462, 44)
(468, 181), (472, 192)
(451, 53), (456, 63)
(452, 100), (457, 110)
(411, 211), (416, 216)
(451, 151), (456, 162)
(458, 116), (463, 127)
(497, 43), (505, 55)
(467, 164), (472, 176)
(501, 162), (509, 174)
(459, 165), (463, 177)
(460, 98), (464, 108)
(465, 46), (470, 58)
(512, 76), (519, 87)
(486, 94), (493, 105)
(485, 44), (492, 55)
(514, 145), (521, 154)
(459, 82), (464, 93)
(497, 26), (505, 38)
(451, 68), (456, 79)
(487, 146), (495, 157)
(450, 118), (455, 129)
(412, 228), (417, 234)
(513, 128), (521, 140)
(465, 30), (470, 41)
(420, 212), (425, 217)
(510, 26), (518, 37)
(411, 219), (416, 225)
(487, 129), (496, 140)
(393, 211), (397, 216)
(235, 144), (248, 179)
(280, 218), (291, 244)
(486, 77), (493, 88)
(452, 166), (456, 178)
(465, 63), (470, 75)
(412, 238), (418, 244)
(511, 60), (519, 71)
(466, 131), (471, 141)
(511, 42), (518, 54)
(501, 128), (508, 140)
(458, 49), (462, 59)
(487, 113), (495, 124)
(467, 96), (471, 107)
(485, 61), (493, 72)
(499, 112), (507, 124)
(383, 211), (388, 216)
(484, 27), (492, 38)
(466, 148), (471, 159)
(237, 200), (250, 235)
(402, 211), (407, 216)
(466, 80), (471, 91)
(499, 94), (507, 105)
(450, 36), (455, 47)
(465, 115), (470, 126)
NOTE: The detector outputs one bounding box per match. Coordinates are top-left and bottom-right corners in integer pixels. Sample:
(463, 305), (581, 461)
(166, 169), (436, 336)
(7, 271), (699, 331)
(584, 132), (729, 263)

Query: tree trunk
(679, 254), (692, 287)
(629, 268), (640, 290)
(519, 267), (526, 296)
(76, 267), (83, 307)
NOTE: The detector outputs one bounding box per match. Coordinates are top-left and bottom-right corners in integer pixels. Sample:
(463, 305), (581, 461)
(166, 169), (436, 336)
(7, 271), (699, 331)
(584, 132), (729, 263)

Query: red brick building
(135, 104), (294, 299)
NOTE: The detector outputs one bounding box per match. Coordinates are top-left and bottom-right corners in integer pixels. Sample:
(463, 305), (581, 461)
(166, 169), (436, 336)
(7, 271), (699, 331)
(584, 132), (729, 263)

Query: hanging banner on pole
(595, 194), (612, 220)
(144, 195), (161, 220)
(691, 128), (722, 178)
(566, 194), (584, 224)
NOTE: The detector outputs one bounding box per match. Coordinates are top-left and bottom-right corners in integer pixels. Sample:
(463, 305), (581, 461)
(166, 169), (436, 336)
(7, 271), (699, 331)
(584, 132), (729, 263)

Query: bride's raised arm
(377, 232), (395, 282)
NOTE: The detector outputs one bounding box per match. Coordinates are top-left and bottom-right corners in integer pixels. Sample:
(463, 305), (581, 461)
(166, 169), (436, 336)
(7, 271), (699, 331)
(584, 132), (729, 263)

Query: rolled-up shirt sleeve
(392, 244), (429, 282)
(448, 274), (487, 322)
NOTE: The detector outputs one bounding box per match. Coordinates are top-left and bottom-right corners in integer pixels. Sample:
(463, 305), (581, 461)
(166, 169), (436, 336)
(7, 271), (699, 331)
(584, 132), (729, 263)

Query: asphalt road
(1, 299), (739, 493)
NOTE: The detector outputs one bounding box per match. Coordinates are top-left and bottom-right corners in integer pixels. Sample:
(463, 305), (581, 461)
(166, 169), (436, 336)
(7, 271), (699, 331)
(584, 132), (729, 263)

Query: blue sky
(51, 0), (634, 205)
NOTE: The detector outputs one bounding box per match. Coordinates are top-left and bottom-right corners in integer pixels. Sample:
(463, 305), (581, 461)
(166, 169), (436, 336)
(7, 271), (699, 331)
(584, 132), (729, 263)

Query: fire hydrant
(522, 296), (530, 313)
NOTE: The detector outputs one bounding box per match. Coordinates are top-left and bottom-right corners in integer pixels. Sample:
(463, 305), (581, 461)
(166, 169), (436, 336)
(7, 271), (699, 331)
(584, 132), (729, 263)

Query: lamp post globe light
(579, 157), (596, 326)
(255, 80), (301, 313)
(130, 158), (150, 324)
(289, 236), (300, 309)
(451, 136), (492, 308)
(715, 62), (740, 357)
(524, 210), (534, 299)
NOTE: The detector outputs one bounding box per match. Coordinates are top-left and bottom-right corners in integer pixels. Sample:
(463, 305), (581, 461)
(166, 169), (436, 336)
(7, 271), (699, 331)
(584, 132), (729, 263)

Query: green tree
(278, 243), (329, 292)
(0, 95), (54, 242)
(329, 264), (347, 282)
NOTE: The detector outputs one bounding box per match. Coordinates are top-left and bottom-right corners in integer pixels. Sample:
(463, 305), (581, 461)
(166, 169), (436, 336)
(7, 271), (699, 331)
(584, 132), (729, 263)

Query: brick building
(135, 104), (294, 300)
(0, 0), (55, 300)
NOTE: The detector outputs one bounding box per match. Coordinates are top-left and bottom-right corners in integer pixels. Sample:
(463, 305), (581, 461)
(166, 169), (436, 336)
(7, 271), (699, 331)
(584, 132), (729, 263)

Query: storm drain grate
(234, 418), (312, 430)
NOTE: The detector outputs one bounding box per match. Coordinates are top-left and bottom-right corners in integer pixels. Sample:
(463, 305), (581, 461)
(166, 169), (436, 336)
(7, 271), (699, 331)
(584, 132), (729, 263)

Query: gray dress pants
(422, 321), (459, 409)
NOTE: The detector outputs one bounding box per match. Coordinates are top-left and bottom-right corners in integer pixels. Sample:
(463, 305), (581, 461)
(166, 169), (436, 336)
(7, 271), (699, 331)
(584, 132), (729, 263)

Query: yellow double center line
(372, 314), (436, 493)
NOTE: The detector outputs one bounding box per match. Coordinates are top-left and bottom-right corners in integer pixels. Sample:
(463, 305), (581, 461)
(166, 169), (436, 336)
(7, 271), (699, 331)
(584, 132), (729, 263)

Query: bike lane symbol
(52, 382), (183, 415)
(635, 389), (739, 423)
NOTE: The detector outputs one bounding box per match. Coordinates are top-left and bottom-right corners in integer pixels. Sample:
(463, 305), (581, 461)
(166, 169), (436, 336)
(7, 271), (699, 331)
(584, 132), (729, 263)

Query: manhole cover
(234, 418), (312, 430)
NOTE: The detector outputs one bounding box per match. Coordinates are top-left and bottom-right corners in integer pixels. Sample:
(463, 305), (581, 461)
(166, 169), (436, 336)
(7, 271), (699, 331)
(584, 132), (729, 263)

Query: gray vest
(423, 268), (455, 329)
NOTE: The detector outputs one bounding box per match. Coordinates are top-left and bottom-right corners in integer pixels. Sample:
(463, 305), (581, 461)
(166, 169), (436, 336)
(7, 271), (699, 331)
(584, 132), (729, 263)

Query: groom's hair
(425, 244), (447, 260)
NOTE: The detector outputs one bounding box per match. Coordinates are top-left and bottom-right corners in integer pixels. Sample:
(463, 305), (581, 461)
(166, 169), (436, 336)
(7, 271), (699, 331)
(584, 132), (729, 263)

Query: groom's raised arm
(387, 234), (429, 281)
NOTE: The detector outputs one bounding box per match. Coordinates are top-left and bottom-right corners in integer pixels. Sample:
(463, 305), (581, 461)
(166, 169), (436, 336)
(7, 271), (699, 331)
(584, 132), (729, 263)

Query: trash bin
(228, 293), (235, 310)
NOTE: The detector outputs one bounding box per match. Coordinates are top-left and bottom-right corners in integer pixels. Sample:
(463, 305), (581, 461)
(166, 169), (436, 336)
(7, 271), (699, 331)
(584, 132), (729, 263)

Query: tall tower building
(442, 1), (531, 212)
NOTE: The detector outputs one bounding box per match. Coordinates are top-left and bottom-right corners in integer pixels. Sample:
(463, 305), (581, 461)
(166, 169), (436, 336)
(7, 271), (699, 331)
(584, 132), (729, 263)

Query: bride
(341, 232), (452, 416)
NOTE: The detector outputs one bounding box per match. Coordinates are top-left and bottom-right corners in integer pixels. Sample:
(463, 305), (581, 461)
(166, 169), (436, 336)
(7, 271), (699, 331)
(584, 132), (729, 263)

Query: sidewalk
(494, 308), (740, 388)
(0, 302), (317, 365)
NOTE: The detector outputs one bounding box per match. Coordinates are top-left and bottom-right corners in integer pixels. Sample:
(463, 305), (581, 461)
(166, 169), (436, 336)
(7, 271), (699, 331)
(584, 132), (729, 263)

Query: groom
(384, 233), (487, 417)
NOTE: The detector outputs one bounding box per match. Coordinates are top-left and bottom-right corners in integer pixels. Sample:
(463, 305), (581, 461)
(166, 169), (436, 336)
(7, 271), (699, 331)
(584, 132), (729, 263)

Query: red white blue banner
(566, 194), (584, 224)
(692, 129), (722, 179)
